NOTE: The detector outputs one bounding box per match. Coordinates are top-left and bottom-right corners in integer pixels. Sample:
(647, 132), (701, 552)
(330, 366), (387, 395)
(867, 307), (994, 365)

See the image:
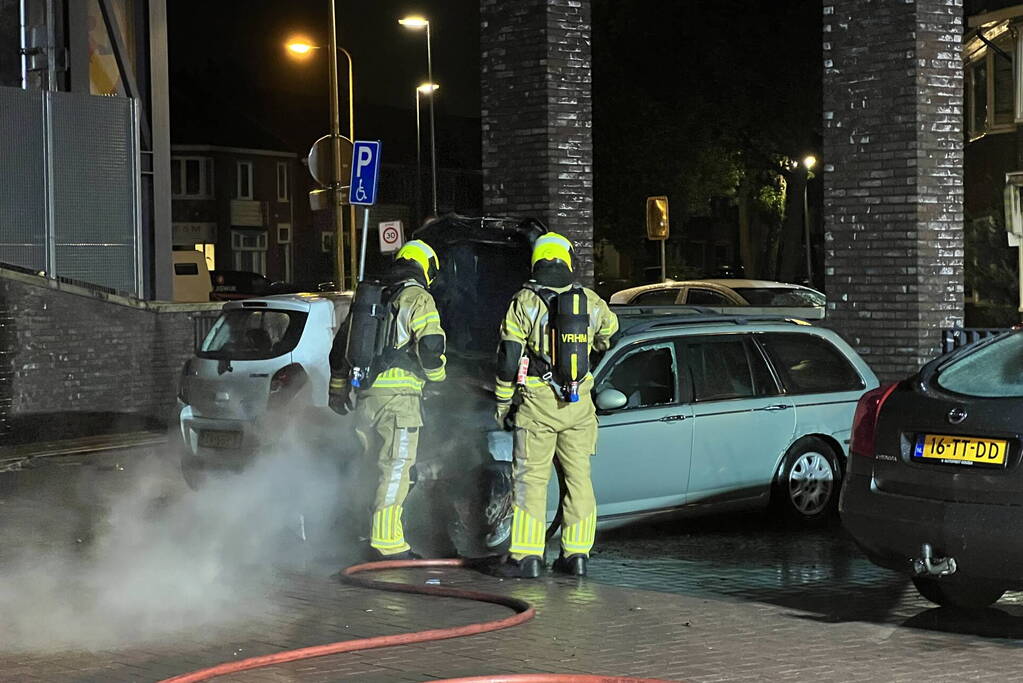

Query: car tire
(912, 577), (1005, 609)
(773, 437), (841, 523)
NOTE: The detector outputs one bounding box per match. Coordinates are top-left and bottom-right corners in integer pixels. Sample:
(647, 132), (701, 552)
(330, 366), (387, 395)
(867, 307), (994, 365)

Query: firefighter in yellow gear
(493, 232), (618, 577)
(329, 240), (446, 560)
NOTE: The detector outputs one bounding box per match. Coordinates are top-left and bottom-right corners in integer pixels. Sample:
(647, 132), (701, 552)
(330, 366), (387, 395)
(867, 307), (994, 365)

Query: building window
(232, 230), (267, 274)
(278, 224), (293, 283)
(237, 161), (253, 200)
(967, 32), (1015, 139)
(171, 156), (214, 198)
(277, 162), (289, 202)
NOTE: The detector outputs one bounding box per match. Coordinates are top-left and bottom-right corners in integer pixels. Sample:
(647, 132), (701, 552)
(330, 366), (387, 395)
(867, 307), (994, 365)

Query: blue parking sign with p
(349, 140), (381, 206)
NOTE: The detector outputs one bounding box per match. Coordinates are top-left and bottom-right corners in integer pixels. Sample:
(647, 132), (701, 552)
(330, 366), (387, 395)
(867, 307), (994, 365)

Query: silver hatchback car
(175, 293), (352, 487)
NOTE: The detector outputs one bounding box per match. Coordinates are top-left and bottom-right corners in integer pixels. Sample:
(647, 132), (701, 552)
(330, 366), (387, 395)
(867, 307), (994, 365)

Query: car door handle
(659, 414), (688, 422)
(756, 404), (791, 412)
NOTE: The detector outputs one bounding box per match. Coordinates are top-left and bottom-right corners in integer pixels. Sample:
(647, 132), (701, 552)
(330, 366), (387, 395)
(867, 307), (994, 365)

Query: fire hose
(159, 557), (677, 683)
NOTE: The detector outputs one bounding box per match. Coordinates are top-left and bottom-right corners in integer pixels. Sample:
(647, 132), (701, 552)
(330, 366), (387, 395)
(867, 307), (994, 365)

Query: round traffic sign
(382, 225), (400, 245)
(307, 134), (353, 189)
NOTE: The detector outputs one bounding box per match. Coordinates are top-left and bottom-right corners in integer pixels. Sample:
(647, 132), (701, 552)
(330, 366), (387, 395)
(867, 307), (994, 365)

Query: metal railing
(940, 327), (1009, 355)
(192, 310), (221, 350)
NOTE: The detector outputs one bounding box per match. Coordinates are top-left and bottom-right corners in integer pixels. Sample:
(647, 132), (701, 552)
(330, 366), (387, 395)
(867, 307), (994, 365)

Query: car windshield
(733, 287), (825, 307)
(937, 331), (1023, 398)
(198, 309), (307, 360)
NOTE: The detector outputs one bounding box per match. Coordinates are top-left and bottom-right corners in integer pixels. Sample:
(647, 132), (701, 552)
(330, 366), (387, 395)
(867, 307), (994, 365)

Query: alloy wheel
(787, 451), (834, 517)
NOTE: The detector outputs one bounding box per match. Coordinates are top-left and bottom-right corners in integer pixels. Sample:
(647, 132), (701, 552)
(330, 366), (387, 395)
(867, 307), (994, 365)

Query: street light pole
(425, 21), (437, 218)
(339, 46), (356, 291)
(327, 0), (345, 290)
(400, 16), (438, 218)
(415, 87), (422, 227)
(802, 155), (817, 287)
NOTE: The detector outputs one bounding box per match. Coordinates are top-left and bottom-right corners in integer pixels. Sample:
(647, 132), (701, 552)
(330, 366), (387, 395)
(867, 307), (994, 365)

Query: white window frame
(276, 162), (289, 202)
(171, 156), (214, 198)
(967, 31), (1016, 140)
(231, 230), (267, 275)
(237, 161), (254, 200)
(277, 224), (292, 244)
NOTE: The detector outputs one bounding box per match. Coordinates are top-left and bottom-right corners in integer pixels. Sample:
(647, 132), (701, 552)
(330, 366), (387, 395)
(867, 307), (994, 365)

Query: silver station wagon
(540, 309), (878, 528)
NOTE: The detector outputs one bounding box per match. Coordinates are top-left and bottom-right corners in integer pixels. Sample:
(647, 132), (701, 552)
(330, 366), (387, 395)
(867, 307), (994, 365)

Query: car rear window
(937, 332), (1023, 398)
(760, 333), (864, 394)
(199, 309), (307, 360)
(733, 287), (825, 307)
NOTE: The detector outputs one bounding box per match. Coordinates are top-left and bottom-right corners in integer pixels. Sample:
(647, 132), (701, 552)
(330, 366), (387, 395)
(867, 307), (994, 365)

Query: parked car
(609, 279), (827, 320)
(529, 308), (878, 529)
(841, 329), (1023, 608)
(174, 292), (352, 488)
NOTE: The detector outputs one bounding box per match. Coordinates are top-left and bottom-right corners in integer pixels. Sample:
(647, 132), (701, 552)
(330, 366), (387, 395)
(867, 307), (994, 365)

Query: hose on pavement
(159, 558), (676, 683)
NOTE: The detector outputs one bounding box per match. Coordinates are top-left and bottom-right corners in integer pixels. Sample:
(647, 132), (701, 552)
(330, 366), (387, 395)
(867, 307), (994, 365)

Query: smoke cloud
(0, 422), (359, 653)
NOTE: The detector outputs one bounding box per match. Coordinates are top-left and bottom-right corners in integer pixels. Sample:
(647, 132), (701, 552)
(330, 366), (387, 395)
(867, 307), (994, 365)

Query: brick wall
(822, 0), (965, 381)
(481, 0), (595, 282)
(0, 267), (221, 434)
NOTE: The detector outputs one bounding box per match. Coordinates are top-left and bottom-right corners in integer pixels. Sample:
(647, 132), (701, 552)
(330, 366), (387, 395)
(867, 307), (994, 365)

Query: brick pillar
(480, 0), (594, 282)
(823, 0), (964, 381)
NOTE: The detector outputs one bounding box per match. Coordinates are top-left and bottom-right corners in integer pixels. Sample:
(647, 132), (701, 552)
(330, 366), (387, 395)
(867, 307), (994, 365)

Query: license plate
(198, 430), (242, 449)
(913, 434), (1009, 467)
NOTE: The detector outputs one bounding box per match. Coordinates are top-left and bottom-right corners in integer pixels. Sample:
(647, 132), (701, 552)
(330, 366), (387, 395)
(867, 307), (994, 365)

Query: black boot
(491, 555), (543, 579)
(552, 553), (587, 577)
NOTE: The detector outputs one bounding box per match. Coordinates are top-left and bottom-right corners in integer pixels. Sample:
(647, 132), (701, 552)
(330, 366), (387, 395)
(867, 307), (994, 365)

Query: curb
(0, 431), (167, 471)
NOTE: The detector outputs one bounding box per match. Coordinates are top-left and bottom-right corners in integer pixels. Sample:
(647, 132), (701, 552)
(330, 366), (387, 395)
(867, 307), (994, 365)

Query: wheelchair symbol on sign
(353, 179), (369, 203)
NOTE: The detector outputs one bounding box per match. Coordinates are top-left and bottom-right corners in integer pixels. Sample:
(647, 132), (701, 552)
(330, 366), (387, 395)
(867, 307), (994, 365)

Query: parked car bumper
(177, 402), (261, 467)
(841, 471), (1023, 588)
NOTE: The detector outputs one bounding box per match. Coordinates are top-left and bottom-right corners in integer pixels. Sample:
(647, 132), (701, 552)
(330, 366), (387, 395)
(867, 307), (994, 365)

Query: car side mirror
(595, 389), (627, 411)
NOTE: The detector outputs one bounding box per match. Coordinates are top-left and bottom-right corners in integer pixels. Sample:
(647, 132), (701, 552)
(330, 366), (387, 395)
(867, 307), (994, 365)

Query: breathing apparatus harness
(519, 282), (590, 403)
(344, 278), (424, 391)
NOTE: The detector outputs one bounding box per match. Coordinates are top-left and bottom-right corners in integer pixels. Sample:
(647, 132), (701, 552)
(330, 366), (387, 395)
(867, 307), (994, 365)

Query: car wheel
(912, 577), (1005, 609)
(774, 437), (841, 523)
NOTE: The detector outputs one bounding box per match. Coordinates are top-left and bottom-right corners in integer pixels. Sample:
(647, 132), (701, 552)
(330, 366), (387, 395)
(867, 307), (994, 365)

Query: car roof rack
(613, 305), (808, 335)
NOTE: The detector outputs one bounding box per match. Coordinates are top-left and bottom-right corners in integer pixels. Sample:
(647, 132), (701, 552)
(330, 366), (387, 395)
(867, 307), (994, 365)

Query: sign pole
(660, 240), (666, 283)
(358, 207), (370, 282)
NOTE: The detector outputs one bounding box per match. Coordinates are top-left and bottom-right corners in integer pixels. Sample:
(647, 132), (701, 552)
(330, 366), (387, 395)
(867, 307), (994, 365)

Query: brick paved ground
(4, 450), (1023, 682)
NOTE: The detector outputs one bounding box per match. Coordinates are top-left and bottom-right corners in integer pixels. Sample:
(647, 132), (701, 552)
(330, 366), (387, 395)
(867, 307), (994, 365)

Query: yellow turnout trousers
(509, 380), (598, 560)
(354, 393), (422, 555)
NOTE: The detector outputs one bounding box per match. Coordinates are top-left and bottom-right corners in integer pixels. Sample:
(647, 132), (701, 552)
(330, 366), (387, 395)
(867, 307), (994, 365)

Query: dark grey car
(841, 329), (1023, 608)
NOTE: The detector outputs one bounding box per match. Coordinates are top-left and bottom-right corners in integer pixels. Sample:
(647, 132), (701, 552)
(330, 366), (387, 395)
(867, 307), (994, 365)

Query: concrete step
(0, 430), (167, 471)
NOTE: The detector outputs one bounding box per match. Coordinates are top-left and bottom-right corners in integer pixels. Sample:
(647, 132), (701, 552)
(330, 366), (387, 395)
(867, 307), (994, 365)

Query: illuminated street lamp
(284, 29), (358, 290)
(415, 82), (439, 227)
(802, 155), (817, 286)
(400, 15), (438, 217)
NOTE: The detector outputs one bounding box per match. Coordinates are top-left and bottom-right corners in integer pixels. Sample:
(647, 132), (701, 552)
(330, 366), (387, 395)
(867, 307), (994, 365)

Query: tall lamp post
(415, 82), (438, 227)
(400, 16), (437, 218)
(285, 34), (357, 290)
(802, 155), (817, 287)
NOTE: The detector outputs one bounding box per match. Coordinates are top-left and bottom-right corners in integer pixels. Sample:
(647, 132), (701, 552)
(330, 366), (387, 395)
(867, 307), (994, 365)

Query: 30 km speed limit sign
(378, 220), (404, 254)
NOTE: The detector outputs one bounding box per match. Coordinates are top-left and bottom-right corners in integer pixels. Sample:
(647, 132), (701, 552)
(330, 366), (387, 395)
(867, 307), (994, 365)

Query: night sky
(168, 0), (482, 132)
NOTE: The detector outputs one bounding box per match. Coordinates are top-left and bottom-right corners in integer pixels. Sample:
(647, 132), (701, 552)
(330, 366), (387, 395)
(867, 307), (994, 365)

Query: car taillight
(850, 382), (899, 458)
(269, 363), (306, 406)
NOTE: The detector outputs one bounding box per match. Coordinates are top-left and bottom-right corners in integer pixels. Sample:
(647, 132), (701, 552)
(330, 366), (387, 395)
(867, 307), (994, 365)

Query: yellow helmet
(395, 239), (440, 285)
(531, 232), (574, 271)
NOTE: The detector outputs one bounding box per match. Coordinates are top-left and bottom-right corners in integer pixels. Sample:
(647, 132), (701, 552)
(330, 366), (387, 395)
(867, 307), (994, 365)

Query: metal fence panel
(0, 87), (46, 272)
(940, 327), (1009, 355)
(47, 91), (139, 295)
